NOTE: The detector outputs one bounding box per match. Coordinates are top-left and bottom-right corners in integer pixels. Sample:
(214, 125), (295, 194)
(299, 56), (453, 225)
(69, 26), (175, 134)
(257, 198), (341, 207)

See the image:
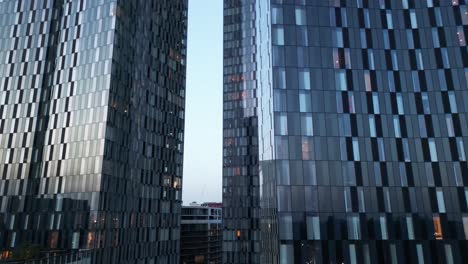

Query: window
(436, 190), (446, 213)
(384, 188), (392, 211)
(446, 115), (455, 137)
(275, 136), (289, 159)
(272, 7), (283, 24)
(435, 8), (443, 26)
(429, 139), (438, 162)
(272, 46), (285, 66)
(333, 28), (344, 47)
(391, 50), (399, 70)
(402, 0), (409, 9)
(448, 92), (458, 113)
(378, 138), (386, 161)
(406, 216), (415, 239)
(432, 28), (440, 47)
(453, 163), (463, 186)
(388, 72), (395, 92)
(364, 71), (372, 91)
(369, 116), (376, 137)
(302, 137), (313, 160)
(368, 50), (375, 70)
(393, 117), (401, 138)
(353, 139), (360, 161)
(461, 5), (468, 25)
(274, 90), (287, 111)
(280, 244), (294, 264)
(279, 215), (293, 239)
(416, 49), (424, 69)
(380, 216), (388, 239)
(345, 187), (352, 212)
(364, 9), (370, 27)
(298, 70), (311, 90)
(304, 161), (317, 185)
(360, 29), (367, 48)
(457, 27), (466, 46)
(412, 71), (420, 92)
(397, 94), (404, 114)
(348, 92), (356, 114)
(274, 68), (286, 89)
(272, 26), (285, 45)
(441, 48), (450, 68)
(336, 70), (347, 91)
(275, 113), (288, 135)
(445, 245), (454, 264)
(386, 11), (393, 29)
(427, 0), (434, 7)
(373, 94), (380, 114)
(358, 188), (366, 212)
(301, 114), (313, 136)
(350, 244), (357, 264)
(407, 29), (414, 49)
(417, 244), (424, 264)
(433, 216), (443, 240)
(295, 7), (306, 25)
(299, 91), (311, 112)
(306, 216), (321, 239)
(277, 186), (291, 212)
(410, 10), (418, 28)
(436, 70), (447, 91)
(463, 217), (468, 239)
(458, 138), (466, 161)
(348, 216), (361, 240)
(403, 139), (411, 161)
(297, 26), (308, 45)
(422, 93), (430, 114)
(333, 48), (341, 69)
(383, 30), (390, 49)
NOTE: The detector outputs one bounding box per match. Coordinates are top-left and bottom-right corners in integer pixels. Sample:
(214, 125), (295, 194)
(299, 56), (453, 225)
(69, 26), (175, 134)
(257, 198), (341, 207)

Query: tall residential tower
(222, 0), (260, 263)
(0, 0), (187, 263)
(226, 0), (468, 263)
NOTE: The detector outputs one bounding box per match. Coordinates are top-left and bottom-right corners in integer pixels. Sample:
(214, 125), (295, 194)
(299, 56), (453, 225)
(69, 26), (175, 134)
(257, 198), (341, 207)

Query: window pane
(369, 116), (376, 137)
(272, 26), (285, 45)
(279, 215), (293, 239)
(406, 216), (415, 239)
(295, 7), (306, 25)
(299, 91), (311, 112)
(306, 216), (321, 240)
(429, 139), (438, 162)
(433, 216), (443, 240)
(298, 70), (311, 90)
(347, 216), (361, 240)
(272, 7), (283, 24)
(436, 190), (446, 213)
(463, 217), (468, 239)
(335, 70), (347, 91)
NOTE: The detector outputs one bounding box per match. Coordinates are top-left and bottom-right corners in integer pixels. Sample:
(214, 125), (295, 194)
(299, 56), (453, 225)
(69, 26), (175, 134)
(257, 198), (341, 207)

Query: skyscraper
(228, 0), (468, 263)
(0, 0), (187, 263)
(222, 0), (261, 263)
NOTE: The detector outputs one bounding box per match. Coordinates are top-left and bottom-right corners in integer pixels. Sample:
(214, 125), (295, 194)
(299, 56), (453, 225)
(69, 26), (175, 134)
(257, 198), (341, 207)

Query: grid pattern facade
(180, 205), (222, 264)
(222, 0), (261, 263)
(256, 0), (468, 263)
(0, 0), (187, 263)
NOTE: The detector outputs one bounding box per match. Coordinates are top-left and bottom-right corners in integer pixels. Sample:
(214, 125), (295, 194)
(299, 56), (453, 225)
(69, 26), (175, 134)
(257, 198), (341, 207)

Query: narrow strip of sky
(183, 0), (223, 204)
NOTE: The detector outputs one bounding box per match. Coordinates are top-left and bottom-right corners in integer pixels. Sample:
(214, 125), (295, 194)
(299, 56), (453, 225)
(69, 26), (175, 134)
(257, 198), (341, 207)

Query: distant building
(181, 203), (222, 264)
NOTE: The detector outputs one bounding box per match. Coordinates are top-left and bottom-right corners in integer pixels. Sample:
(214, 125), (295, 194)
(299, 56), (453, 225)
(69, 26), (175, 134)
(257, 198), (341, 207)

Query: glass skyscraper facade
(222, 0), (261, 263)
(253, 0), (468, 263)
(0, 0), (187, 263)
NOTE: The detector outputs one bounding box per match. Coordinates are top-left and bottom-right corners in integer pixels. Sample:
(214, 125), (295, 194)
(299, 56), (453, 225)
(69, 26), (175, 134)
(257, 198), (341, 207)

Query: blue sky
(182, 0), (223, 204)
